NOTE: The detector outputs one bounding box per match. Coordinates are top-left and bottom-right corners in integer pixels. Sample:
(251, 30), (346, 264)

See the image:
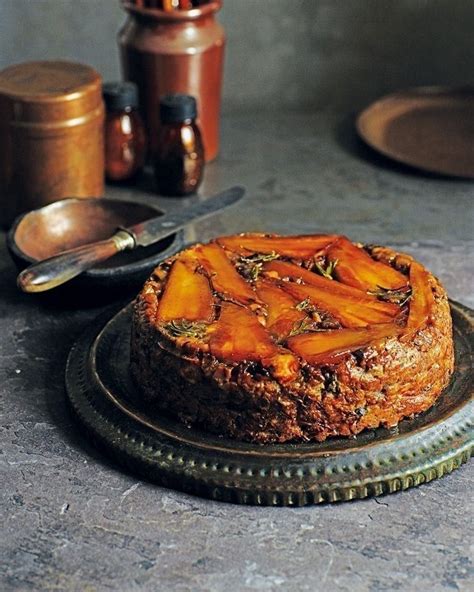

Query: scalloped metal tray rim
(66, 299), (473, 505)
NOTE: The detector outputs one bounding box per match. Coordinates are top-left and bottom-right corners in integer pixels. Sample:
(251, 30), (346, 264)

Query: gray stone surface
(1, 112), (473, 591)
(1, 0), (474, 113)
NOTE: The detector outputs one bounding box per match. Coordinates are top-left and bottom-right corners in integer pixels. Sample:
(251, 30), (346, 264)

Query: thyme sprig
(296, 298), (313, 312)
(369, 286), (412, 306)
(238, 251), (280, 281)
(288, 318), (323, 337)
(164, 320), (208, 340)
(294, 299), (341, 330)
(314, 258), (338, 280)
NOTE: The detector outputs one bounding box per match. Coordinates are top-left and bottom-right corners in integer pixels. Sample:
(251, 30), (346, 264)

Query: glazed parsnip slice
(327, 236), (408, 292)
(287, 323), (401, 366)
(194, 243), (258, 305)
(157, 254), (214, 322)
(215, 233), (339, 259)
(264, 260), (400, 317)
(255, 278), (306, 340)
(405, 261), (435, 335)
(209, 303), (299, 383)
(278, 280), (397, 328)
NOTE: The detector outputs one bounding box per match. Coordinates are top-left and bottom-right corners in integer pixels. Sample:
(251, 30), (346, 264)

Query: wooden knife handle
(17, 230), (136, 293)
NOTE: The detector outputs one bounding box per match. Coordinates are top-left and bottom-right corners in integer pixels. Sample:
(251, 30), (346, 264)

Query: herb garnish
(288, 318), (322, 337)
(164, 320), (208, 340)
(314, 259), (338, 280)
(369, 286), (412, 306)
(296, 298), (313, 312)
(238, 251), (279, 281)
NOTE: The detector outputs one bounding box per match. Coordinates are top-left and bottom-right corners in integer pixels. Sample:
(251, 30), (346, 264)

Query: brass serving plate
(357, 86), (474, 178)
(66, 301), (473, 506)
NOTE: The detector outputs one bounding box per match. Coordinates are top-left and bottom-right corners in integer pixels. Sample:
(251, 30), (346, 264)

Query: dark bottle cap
(103, 81), (139, 111)
(159, 94), (197, 123)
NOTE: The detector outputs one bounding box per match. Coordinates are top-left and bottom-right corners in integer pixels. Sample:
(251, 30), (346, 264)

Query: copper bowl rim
(7, 197), (180, 279)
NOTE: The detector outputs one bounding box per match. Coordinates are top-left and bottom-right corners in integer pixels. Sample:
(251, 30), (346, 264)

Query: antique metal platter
(66, 301), (473, 506)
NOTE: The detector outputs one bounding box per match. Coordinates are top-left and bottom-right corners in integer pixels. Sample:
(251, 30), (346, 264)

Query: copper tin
(118, 1), (225, 162)
(0, 61), (105, 226)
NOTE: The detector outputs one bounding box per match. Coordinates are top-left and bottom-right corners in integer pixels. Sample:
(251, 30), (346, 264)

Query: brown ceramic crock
(0, 61), (104, 227)
(118, 1), (225, 162)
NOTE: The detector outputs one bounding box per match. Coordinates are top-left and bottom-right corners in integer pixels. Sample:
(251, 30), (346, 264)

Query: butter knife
(17, 186), (245, 293)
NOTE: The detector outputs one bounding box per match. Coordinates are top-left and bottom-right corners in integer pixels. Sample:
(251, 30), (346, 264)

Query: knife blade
(17, 185), (245, 293)
(128, 185), (245, 247)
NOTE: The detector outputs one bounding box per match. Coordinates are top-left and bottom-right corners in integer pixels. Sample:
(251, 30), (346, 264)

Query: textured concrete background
(1, 112), (473, 591)
(0, 2), (473, 590)
(0, 0), (473, 112)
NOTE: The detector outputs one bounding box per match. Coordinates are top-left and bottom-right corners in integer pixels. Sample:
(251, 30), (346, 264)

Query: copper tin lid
(0, 61), (103, 125)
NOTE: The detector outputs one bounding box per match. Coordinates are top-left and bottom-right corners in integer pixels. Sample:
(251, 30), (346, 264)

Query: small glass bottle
(103, 82), (146, 182)
(154, 94), (205, 196)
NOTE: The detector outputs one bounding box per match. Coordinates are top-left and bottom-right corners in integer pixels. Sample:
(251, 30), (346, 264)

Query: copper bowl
(7, 198), (182, 299)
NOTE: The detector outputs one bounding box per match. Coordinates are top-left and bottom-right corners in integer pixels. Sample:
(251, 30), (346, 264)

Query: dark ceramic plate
(66, 301), (473, 506)
(357, 86), (474, 178)
(7, 197), (183, 298)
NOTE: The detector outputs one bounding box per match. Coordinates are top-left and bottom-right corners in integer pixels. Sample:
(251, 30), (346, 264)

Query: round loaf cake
(130, 234), (454, 443)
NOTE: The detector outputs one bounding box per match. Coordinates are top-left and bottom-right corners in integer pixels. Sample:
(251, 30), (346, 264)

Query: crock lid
(0, 61), (103, 124)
